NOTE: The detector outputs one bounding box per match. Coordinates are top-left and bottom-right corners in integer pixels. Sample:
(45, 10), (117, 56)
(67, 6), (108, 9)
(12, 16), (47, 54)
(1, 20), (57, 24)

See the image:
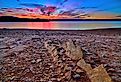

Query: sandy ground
(0, 29), (121, 82)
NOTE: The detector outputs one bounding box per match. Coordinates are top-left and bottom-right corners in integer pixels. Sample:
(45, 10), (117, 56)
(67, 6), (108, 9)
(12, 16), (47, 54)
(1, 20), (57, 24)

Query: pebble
(36, 59), (42, 63)
(51, 78), (56, 81)
(76, 69), (84, 73)
(73, 74), (80, 80)
(48, 81), (52, 82)
(31, 60), (36, 64)
(0, 66), (3, 70)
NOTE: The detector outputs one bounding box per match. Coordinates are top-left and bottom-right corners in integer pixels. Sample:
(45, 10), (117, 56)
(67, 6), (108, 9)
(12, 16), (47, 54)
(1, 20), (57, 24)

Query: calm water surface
(0, 21), (121, 30)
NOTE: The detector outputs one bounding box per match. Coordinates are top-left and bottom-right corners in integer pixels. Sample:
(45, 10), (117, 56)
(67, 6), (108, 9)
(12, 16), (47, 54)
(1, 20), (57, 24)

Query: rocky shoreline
(0, 29), (121, 82)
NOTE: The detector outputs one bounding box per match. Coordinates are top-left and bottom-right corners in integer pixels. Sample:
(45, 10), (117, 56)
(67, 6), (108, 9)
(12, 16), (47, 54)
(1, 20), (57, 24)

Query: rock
(65, 40), (83, 60)
(50, 65), (54, 68)
(64, 65), (72, 71)
(48, 81), (52, 82)
(11, 45), (27, 52)
(57, 47), (65, 55)
(36, 59), (42, 63)
(57, 78), (61, 81)
(65, 71), (71, 79)
(62, 57), (66, 61)
(108, 68), (115, 72)
(76, 69), (84, 73)
(51, 78), (56, 81)
(0, 45), (9, 49)
(58, 60), (62, 63)
(31, 60), (36, 64)
(77, 59), (92, 74)
(44, 40), (57, 53)
(10, 76), (16, 80)
(89, 64), (112, 82)
(0, 65), (3, 70)
(73, 74), (80, 80)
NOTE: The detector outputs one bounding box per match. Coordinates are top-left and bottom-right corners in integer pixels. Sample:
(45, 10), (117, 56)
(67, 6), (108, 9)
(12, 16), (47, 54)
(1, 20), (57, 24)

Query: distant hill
(0, 16), (121, 22)
(0, 16), (49, 22)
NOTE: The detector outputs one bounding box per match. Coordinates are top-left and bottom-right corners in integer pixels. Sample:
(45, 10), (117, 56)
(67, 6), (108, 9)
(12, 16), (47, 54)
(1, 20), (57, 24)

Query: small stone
(60, 73), (64, 76)
(0, 66), (3, 70)
(11, 45), (27, 52)
(51, 78), (56, 81)
(37, 59), (42, 63)
(62, 57), (66, 61)
(73, 74), (80, 80)
(45, 67), (49, 70)
(48, 63), (51, 66)
(64, 65), (72, 71)
(58, 60), (62, 63)
(65, 71), (71, 79)
(50, 65), (54, 68)
(0, 45), (9, 49)
(48, 81), (52, 82)
(9, 76), (16, 80)
(31, 60), (36, 64)
(108, 68), (115, 72)
(76, 69), (84, 73)
(57, 78), (61, 81)
(13, 60), (16, 63)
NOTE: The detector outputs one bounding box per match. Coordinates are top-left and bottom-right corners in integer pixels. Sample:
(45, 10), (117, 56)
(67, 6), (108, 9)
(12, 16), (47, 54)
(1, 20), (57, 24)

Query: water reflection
(0, 21), (121, 30)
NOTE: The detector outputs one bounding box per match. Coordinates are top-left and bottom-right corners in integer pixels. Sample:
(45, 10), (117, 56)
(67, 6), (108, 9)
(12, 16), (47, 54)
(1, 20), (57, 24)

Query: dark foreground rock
(0, 29), (121, 82)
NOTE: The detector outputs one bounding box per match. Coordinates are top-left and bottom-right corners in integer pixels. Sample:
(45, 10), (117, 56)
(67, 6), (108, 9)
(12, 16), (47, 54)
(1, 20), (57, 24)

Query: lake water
(0, 21), (121, 30)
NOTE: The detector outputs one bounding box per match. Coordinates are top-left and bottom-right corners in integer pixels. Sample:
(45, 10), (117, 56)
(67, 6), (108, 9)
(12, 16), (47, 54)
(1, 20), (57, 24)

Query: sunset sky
(0, 0), (121, 19)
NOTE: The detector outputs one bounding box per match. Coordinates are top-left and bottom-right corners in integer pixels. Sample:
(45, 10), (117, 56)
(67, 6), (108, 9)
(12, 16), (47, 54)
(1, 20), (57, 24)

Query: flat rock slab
(89, 64), (112, 82)
(65, 40), (83, 60)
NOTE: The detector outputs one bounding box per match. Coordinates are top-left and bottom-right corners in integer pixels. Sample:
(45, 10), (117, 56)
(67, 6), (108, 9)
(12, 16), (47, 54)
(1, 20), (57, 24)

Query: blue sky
(0, 0), (121, 19)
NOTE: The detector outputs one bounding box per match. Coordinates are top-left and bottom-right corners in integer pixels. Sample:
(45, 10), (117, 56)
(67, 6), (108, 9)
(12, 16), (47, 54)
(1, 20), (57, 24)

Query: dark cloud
(116, 15), (121, 17)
